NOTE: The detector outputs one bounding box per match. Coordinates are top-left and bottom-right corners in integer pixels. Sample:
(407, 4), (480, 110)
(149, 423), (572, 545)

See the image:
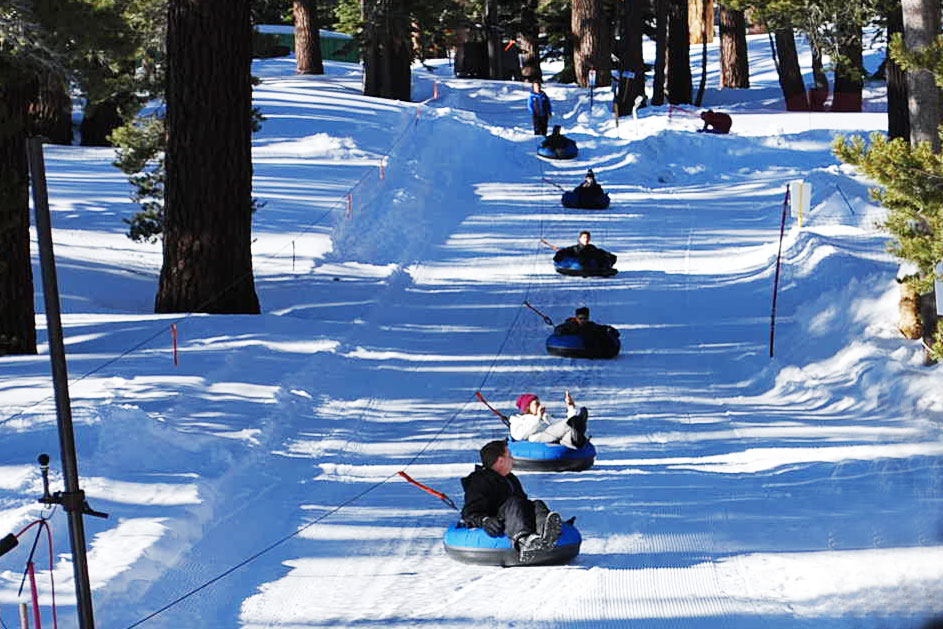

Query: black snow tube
(554, 256), (617, 277)
(561, 190), (610, 210)
(537, 140), (578, 160)
(546, 331), (621, 359)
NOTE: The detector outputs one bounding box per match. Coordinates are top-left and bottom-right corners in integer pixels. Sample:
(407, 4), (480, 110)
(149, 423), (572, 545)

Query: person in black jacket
(575, 170), (604, 204)
(461, 440), (563, 561)
(553, 230), (616, 270)
(541, 125), (569, 149)
(553, 307), (621, 358)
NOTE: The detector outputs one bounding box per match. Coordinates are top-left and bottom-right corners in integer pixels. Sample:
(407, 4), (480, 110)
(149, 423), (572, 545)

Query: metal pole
(769, 186), (790, 358)
(26, 137), (97, 629)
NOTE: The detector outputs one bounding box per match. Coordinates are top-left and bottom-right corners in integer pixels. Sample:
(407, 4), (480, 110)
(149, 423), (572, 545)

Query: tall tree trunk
(390, 28), (412, 100)
(694, 0), (709, 105)
(901, 0), (942, 149)
(363, 0), (412, 100)
(294, 0), (324, 75)
(666, 0), (691, 104)
(831, 21), (862, 112)
(774, 28), (809, 111)
(520, 0), (542, 83)
(652, 0), (668, 105)
(688, 0), (713, 44)
(719, 5), (749, 88)
(887, 5), (910, 140)
(80, 98), (122, 146)
(809, 39), (829, 111)
(0, 76), (38, 355)
(158, 0), (260, 314)
(615, 0), (645, 115)
(572, 0), (611, 88)
(485, 0), (503, 80)
(363, 0), (380, 96)
(27, 71), (71, 145)
(652, 0), (669, 105)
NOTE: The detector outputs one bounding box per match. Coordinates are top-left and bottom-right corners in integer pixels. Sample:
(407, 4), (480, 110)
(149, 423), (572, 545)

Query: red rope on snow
(397, 472), (457, 510)
(475, 391), (510, 427)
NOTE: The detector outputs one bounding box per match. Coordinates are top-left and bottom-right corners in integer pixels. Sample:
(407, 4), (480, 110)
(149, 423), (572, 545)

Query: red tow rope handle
(475, 392), (510, 428)
(397, 472), (457, 510)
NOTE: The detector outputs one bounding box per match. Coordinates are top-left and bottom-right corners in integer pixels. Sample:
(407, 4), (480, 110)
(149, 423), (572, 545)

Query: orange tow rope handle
(397, 472), (457, 510)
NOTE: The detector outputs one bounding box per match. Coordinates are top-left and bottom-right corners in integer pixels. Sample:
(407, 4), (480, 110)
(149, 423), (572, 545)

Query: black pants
(499, 497), (550, 541)
(533, 114), (548, 136)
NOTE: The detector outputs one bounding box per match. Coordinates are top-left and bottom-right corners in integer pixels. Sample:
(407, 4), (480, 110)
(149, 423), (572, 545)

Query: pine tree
(572, 0), (611, 88)
(900, 0), (942, 149)
(1, 0), (114, 355)
(666, 0), (691, 104)
(156, 0), (260, 314)
(719, 4), (749, 89)
(835, 35), (943, 356)
(835, 134), (943, 291)
(295, 0), (325, 74)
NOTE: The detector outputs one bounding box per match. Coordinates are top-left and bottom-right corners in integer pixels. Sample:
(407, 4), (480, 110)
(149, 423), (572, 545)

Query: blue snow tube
(443, 520), (582, 567)
(509, 439), (596, 472)
(537, 140), (578, 160)
(561, 190), (610, 209)
(546, 331), (621, 359)
(554, 256), (618, 277)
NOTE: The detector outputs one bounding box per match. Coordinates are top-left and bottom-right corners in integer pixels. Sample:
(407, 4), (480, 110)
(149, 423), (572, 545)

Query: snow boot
(517, 533), (551, 563)
(540, 512), (562, 547)
(567, 408), (588, 448)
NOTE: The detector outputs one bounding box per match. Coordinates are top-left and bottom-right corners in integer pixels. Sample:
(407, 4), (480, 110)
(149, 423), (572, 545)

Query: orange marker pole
(171, 323), (179, 367)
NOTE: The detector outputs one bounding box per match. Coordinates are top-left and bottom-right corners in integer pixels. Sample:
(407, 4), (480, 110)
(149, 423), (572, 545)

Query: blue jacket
(528, 91), (551, 117)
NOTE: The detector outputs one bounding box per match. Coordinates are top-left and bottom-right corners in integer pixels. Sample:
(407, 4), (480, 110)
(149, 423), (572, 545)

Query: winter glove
(481, 516), (504, 537)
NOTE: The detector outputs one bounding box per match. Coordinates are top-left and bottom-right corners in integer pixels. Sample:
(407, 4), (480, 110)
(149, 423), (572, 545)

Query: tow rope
(541, 177), (566, 192)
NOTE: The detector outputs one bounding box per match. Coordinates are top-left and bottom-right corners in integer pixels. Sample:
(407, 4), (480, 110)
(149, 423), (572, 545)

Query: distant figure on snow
(527, 82), (552, 136)
(554, 230), (616, 271)
(542, 125), (569, 149)
(699, 110), (732, 134)
(509, 390), (589, 449)
(561, 169), (608, 209)
(554, 306), (620, 358)
(574, 170), (606, 205)
(461, 440), (566, 562)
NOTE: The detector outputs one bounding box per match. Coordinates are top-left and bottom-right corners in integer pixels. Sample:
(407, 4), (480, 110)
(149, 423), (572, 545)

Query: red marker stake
(171, 323), (179, 367)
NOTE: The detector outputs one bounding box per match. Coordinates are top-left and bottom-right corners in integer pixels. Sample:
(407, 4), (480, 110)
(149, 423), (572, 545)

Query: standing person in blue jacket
(528, 82), (552, 135)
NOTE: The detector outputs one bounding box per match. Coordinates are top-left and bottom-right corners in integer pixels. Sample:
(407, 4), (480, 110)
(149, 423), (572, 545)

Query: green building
(256, 25), (359, 63)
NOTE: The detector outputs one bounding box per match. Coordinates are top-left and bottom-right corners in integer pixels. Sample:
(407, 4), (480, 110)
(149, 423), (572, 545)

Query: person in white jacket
(509, 390), (588, 449)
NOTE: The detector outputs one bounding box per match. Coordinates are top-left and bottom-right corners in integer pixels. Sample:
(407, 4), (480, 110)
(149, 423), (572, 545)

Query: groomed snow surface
(2, 33), (942, 629)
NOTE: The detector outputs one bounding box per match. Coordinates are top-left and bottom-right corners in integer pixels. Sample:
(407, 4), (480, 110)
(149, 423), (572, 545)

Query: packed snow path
(1, 48), (942, 629)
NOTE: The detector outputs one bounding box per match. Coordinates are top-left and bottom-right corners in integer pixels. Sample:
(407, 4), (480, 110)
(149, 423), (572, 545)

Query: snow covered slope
(1, 36), (941, 629)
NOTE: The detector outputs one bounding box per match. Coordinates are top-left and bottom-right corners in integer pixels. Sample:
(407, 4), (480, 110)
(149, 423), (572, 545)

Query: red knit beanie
(516, 393), (539, 414)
